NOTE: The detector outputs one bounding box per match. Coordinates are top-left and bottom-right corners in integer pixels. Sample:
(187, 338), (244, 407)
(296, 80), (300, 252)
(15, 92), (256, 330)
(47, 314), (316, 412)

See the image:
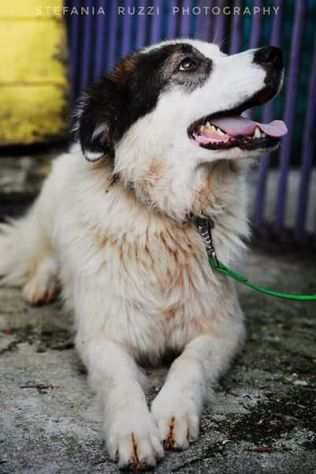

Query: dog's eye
(178, 58), (197, 72)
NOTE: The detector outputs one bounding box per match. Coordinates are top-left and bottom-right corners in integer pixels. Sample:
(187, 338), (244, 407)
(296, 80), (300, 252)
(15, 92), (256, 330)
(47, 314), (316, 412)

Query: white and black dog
(0, 40), (286, 470)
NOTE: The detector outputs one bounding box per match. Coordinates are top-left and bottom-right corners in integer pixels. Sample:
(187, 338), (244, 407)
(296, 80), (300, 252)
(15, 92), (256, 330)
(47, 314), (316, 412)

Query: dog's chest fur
(53, 154), (247, 362)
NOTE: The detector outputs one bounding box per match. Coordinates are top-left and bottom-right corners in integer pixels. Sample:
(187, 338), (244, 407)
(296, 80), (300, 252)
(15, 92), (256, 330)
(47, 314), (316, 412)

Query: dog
(0, 39), (286, 470)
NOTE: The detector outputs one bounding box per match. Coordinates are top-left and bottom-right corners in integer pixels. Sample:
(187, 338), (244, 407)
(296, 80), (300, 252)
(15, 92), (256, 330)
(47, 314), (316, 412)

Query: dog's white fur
(0, 40), (273, 469)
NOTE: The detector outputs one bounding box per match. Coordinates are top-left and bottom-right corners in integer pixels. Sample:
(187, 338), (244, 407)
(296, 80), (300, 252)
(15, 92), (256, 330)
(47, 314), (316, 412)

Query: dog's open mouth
(188, 101), (287, 151)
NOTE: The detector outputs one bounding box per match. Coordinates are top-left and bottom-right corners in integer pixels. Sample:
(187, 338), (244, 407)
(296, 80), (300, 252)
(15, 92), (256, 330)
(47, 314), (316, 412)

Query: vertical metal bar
(121, 0), (133, 56)
(196, 0), (213, 41)
(80, 0), (94, 91)
(94, 0), (107, 80)
(247, 0), (262, 119)
(213, 0), (225, 47)
(107, 0), (119, 70)
(295, 34), (316, 240)
(229, 0), (242, 54)
(136, 0), (147, 49)
(150, 0), (162, 43)
(254, 0), (282, 228)
(167, 0), (178, 39)
(67, 0), (81, 102)
(249, 0), (262, 49)
(275, 1), (306, 231)
(208, 0), (216, 42)
(179, 0), (191, 38)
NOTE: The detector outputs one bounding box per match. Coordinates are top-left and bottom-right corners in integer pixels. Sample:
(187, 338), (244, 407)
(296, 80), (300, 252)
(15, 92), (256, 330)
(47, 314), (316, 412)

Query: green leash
(193, 215), (316, 302)
(209, 256), (316, 301)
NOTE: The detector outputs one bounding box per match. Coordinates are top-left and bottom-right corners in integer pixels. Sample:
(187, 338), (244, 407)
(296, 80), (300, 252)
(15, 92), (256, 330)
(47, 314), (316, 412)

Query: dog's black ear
(77, 56), (141, 162)
(77, 79), (119, 162)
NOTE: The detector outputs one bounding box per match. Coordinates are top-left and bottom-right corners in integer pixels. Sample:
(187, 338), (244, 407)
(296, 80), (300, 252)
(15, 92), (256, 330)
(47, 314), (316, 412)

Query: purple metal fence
(275, 1), (306, 233)
(254, 0), (282, 229)
(65, 0), (316, 242)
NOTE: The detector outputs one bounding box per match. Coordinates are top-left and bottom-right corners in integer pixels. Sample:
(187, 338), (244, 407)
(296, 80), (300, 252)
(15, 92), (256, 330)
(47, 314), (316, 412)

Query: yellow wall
(0, 0), (69, 145)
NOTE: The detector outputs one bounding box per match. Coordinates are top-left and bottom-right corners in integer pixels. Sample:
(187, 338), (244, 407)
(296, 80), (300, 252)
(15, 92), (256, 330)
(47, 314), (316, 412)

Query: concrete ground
(0, 152), (316, 473)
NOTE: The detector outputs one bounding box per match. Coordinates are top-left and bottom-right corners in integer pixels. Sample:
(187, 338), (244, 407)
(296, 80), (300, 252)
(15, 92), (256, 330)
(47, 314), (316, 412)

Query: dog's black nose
(254, 46), (283, 70)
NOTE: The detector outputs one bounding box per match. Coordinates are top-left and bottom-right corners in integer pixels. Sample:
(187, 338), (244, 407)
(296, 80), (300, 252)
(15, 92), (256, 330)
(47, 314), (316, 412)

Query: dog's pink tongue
(259, 120), (288, 137)
(211, 117), (288, 138)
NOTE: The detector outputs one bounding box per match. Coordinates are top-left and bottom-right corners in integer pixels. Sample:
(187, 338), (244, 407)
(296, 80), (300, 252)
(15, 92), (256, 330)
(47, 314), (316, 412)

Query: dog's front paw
(151, 391), (200, 450)
(106, 409), (164, 470)
(22, 275), (58, 305)
(22, 257), (58, 305)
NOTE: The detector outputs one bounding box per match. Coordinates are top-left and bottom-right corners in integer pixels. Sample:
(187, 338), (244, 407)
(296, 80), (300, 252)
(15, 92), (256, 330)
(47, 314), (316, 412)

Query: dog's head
(77, 39), (286, 219)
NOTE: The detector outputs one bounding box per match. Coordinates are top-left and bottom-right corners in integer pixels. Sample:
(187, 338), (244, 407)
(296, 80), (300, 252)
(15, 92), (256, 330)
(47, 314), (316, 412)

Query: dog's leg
(78, 336), (164, 469)
(151, 324), (244, 449)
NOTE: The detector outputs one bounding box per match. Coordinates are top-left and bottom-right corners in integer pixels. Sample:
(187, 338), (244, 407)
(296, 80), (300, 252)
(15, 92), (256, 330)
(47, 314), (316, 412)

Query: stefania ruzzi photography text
(36, 5), (280, 17)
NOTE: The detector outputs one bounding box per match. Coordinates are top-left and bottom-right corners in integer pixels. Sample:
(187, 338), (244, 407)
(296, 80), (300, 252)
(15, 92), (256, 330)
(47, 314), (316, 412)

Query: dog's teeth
(201, 122), (227, 137)
(205, 122), (218, 132)
(254, 127), (261, 138)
